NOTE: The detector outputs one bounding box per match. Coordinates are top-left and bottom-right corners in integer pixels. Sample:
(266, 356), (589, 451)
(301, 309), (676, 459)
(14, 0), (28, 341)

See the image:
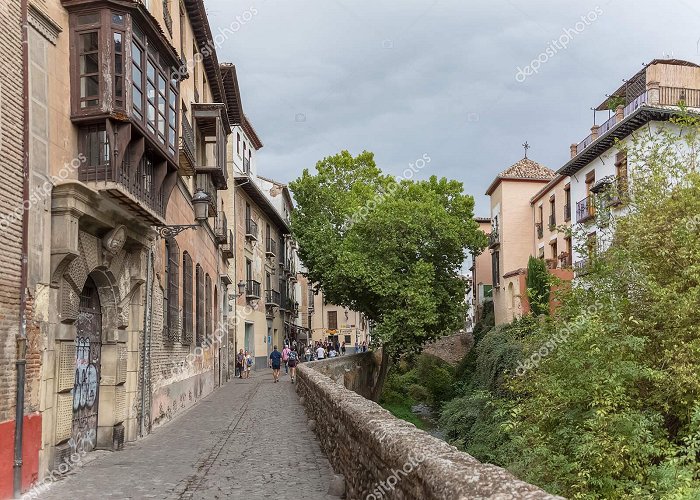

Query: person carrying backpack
(282, 345), (291, 374)
(288, 348), (299, 383)
(244, 350), (253, 378)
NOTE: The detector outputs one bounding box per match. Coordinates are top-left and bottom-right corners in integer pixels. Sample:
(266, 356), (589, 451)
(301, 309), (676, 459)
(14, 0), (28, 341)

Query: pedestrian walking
(316, 344), (326, 360)
(236, 349), (245, 379)
(282, 344), (291, 374)
(244, 350), (253, 378)
(341, 342), (346, 356)
(269, 345), (282, 383)
(362, 341), (367, 352)
(354, 341), (359, 354)
(304, 345), (312, 362)
(288, 348), (299, 383)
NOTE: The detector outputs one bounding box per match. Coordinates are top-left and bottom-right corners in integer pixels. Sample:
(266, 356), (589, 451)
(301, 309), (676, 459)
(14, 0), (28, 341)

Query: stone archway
(50, 229), (147, 466)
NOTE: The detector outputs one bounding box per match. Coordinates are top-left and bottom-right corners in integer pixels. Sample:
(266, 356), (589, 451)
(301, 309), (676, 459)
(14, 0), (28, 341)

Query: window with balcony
(491, 250), (500, 287)
(549, 196), (556, 228)
(78, 30), (100, 109)
(564, 184), (571, 222)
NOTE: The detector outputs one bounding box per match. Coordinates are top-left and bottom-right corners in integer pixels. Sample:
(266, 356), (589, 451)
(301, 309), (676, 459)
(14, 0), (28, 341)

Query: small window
(78, 32), (100, 108)
(328, 311), (338, 330)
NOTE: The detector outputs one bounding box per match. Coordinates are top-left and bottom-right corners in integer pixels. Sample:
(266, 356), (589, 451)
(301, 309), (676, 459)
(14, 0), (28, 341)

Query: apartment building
(559, 59), (700, 272)
(220, 65), (301, 367)
(486, 158), (557, 325)
(530, 175), (574, 276)
(467, 217), (493, 330)
(309, 289), (371, 348)
(6, 0), (234, 493)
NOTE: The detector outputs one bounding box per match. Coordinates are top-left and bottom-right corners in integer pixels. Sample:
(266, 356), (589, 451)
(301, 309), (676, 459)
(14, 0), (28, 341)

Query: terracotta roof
(485, 158), (556, 195)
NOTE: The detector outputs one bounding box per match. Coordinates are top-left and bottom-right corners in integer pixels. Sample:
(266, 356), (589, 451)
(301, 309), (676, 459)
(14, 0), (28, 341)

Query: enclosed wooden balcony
(192, 103), (228, 190)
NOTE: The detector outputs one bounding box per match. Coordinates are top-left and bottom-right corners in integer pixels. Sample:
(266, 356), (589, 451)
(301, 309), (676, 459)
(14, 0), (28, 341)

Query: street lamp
(237, 280), (247, 296)
(155, 189), (211, 238)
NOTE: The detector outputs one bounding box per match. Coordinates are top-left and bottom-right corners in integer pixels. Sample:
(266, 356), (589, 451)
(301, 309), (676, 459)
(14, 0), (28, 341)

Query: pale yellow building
(486, 158), (556, 325)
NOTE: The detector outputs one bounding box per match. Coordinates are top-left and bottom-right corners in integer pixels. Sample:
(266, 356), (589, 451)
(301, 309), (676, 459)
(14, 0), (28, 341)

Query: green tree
(289, 150), (486, 399)
(526, 256), (550, 316)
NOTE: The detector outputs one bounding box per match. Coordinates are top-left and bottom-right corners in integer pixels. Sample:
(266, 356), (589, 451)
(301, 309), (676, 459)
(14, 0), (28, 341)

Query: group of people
(237, 338), (371, 382)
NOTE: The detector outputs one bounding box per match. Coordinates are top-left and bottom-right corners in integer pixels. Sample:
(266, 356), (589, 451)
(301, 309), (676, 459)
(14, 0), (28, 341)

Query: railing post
(646, 81), (660, 105)
(570, 143), (577, 159)
(615, 104), (624, 123)
(590, 124), (600, 142)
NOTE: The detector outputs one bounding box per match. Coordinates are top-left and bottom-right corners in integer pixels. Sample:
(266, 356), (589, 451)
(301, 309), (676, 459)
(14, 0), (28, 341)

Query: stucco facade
(6, 0), (235, 495)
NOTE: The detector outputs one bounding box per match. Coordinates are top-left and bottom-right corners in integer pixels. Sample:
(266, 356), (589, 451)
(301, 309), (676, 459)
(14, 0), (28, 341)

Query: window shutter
(205, 274), (212, 341)
(182, 253), (193, 344)
(196, 264), (204, 346)
(166, 237), (180, 342)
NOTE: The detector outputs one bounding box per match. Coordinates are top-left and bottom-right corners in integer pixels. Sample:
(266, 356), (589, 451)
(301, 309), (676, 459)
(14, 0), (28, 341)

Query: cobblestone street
(37, 370), (336, 500)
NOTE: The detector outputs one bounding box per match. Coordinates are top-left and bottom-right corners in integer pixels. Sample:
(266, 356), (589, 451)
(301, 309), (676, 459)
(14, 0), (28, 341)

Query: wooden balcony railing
(79, 153), (165, 221)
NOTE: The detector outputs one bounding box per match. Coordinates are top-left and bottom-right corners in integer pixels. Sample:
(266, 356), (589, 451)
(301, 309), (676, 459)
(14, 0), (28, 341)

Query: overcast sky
(206, 0), (700, 217)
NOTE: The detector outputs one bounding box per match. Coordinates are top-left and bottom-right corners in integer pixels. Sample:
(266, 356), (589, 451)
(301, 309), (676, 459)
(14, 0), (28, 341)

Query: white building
(558, 59), (700, 270)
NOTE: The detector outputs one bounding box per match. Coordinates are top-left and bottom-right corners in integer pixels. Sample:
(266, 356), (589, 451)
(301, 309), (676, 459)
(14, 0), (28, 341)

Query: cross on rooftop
(522, 141), (530, 159)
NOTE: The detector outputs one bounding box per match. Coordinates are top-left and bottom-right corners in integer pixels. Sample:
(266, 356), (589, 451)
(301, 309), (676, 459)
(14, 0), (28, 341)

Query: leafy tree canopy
(289, 150), (487, 359)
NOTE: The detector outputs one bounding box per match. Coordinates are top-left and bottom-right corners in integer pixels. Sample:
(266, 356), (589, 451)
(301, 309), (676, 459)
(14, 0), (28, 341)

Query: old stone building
(0, 0), (235, 496)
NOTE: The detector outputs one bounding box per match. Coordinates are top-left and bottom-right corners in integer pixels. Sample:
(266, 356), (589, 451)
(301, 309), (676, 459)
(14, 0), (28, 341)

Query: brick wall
(297, 354), (562, 499)
(0, 0), (26, 424)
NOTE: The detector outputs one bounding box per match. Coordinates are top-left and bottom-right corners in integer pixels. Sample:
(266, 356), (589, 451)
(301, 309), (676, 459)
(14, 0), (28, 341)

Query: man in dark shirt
(269, 346), (283, 383)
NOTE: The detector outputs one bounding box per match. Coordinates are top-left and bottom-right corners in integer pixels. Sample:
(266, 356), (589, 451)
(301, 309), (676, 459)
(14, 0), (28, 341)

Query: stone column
(570, 143), (577, 158)
(646, 80), (660, 105)
(590, 124), (600, 141)
(615, 104), (624, 123)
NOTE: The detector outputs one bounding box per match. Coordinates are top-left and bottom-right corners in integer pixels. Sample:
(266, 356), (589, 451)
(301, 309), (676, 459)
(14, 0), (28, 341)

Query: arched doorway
(71, 276), (102, 453)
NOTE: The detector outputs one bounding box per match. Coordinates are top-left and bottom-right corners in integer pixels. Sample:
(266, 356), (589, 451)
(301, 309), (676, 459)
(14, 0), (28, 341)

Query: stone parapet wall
(297, 353), (562, 500)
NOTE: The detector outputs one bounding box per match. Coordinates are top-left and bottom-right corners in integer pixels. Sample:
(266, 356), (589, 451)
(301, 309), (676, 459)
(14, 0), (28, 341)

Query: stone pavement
(37, 370), (336, 500)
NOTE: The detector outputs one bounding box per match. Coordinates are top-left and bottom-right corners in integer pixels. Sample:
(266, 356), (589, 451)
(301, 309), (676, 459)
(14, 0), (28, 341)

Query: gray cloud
(207, 0), (700, 216)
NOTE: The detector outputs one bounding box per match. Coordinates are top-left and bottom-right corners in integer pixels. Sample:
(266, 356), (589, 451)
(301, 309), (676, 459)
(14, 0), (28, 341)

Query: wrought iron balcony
(195, 173), (217, 217)
(488, 230), (500, 248)
(573, 258), (590, 276)
(221, 230), (233, 260)
(266, 237), (276, 257)
(559, 252), (572, 268)
(576, 196), (595, 223)
(245, 218), (258, 240)
(214, 211), (227, 244)
(548, 213), (556, 229)
(246, 280), (261, 299)
(265, 289), (281, 307)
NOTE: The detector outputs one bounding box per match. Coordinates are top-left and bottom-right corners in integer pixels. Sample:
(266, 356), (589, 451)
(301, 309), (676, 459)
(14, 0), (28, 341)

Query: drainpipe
(14, 0), (30, 496)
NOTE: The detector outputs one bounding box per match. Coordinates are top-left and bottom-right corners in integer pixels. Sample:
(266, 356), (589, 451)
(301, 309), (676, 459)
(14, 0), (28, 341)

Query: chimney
(570, 143), (577, 159)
